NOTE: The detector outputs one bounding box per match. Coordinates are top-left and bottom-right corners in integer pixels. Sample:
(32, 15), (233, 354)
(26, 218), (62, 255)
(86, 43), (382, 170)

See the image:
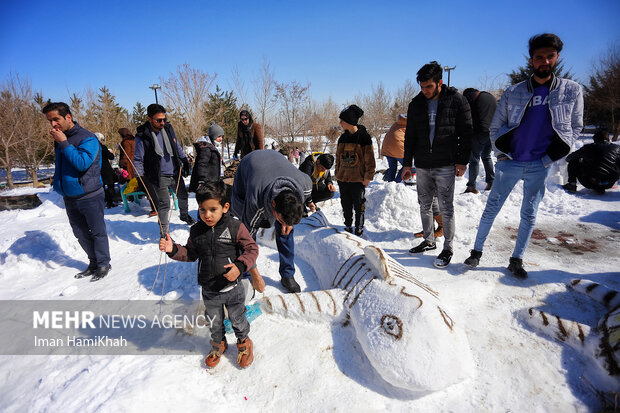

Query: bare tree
(253, 57), (276, 134)
(305, 97), (341, 153)
(274, 81), (311, 142)
(160, 63), (217, 141)
(392, 79), (418, 118)
(230, 65), (249, 110)
(0, 74), (29, 188)
(357, 82), (392, 156)
(585, 42), (620, 140)
(475, 72), (505, 100)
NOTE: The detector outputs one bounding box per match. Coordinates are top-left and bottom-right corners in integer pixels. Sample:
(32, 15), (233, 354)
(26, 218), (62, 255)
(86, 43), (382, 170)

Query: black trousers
(338, 181), (365, 228)
(311, 188), (334, 203)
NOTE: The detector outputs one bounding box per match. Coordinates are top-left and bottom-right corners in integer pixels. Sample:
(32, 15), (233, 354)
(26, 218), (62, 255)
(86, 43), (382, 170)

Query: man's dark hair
(42, 102), (71, 117)
(592, 129), (609, 143)
(273, 190), (303, 226)
(528, 33), (563, 57)
(416, 61), (443, 83)
(196, 180), (228, 206)
(147, 104), (166, 118)
(317, 153), (334, 169)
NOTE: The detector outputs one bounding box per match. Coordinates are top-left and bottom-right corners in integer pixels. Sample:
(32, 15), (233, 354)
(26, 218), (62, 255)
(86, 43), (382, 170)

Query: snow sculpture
(259, 212), (475, 393)
(524, 279), (620, 384)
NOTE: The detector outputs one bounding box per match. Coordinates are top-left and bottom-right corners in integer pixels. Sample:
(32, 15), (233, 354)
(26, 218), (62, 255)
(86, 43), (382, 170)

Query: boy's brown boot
(433, 214), (444, 238)
(236, 337), (254, 368)
(205, 339), (227, 368)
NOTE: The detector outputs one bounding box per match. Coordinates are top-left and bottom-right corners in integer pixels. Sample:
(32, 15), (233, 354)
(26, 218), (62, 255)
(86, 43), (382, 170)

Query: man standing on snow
(230, 150), (313, 293)
(133, 104), (195, 235)
(402, 61), (473, 268)
(464, 33), (584, 278)
(462, 88), (497, 194)
(43, 102), (111, 281)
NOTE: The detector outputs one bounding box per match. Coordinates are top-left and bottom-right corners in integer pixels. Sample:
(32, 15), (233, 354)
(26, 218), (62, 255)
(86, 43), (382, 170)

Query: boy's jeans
(202, 282), (249, 343)
(385, 156), (404, 183)
(275, 220), (295, 279)
(473, 159), (550, 259)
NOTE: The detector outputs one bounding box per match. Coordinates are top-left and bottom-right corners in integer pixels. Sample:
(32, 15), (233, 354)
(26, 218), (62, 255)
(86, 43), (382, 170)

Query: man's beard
(533, 64), (555, 78)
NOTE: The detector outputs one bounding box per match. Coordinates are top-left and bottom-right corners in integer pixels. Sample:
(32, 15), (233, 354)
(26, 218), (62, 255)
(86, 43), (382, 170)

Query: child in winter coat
(159, 180), (259, 368)
(188, 122), (224, 192)
(335, 105), (376, 236)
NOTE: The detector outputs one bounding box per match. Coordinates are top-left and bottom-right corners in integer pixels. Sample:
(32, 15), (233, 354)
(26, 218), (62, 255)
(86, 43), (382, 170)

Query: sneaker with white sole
(434, 250), (453, 268)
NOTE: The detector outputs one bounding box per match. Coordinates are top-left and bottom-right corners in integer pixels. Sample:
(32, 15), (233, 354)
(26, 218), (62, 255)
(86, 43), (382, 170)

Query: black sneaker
(434, 250), (453, 268)
(508, 257), (527, 279)
(464, 250), (482, 267)
(344, 226), (353, 234)
(91, 265), (111, 282)
(180, 215), (197, 225)
(354, 227), (364, 236)
(75, 266), (97, 279)
(281, 277), (301, 293)
(562, 182), (577, 193)
(409, 240), (437, 254)
(484, 183), (493, 191)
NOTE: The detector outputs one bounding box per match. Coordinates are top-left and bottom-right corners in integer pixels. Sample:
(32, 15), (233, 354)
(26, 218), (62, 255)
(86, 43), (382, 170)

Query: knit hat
(196, 136), (208, 143)
(118, 127), (133, 138)
(208, 121), (225, 141)
(339, 105), (364, 126)
(94, 132), (104, 142)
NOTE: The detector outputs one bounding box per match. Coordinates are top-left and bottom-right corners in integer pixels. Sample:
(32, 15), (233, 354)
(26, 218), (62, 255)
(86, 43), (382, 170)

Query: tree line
(1, 43), (618, 189)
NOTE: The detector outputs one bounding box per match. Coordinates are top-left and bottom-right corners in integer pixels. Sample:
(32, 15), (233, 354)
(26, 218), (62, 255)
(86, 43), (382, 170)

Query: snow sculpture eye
(381, 314), (403, 340)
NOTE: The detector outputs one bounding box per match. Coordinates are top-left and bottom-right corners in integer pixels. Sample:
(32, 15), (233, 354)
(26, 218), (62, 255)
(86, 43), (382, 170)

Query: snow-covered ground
(0, 137), (619, 412)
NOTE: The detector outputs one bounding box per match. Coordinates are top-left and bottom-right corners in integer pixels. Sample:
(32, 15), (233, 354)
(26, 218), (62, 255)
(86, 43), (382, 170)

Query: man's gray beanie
(207, 121), (225, 141)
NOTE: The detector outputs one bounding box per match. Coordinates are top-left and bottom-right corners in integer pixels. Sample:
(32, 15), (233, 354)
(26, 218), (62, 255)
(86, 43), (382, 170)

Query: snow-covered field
(1, 138), (619, 412)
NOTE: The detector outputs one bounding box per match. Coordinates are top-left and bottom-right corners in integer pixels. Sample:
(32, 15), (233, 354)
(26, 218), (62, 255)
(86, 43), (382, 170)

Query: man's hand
(308, 202), (316, 213)
(223, 263), (241, 282)
(327, 183), (335, 192)
(280, 224), (293, 236)
(455, 164), (467, 177)
(181, 159), (190, 177)
(401, 167), (413, 181)
(159, 233), (173, 253)
(250, 267), (265, 293)
(363, 179), (370, 187)
(50, 128), (67, 143)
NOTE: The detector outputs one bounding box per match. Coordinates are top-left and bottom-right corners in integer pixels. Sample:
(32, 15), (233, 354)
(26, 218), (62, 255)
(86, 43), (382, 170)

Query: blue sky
(1, 0), (618, 111)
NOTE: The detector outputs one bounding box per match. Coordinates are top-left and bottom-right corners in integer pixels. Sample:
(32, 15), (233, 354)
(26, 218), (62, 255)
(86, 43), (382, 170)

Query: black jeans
(64, 190), (110, 267)
(337, 181), (365, 228)
(202, 282), (249, 343)
(311, 188), (334, 203)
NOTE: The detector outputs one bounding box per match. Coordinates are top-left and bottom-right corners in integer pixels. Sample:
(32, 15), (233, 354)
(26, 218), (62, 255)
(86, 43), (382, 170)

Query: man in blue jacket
(43, 102), (111, 281)
(230, 150), (313, 293)
(464, 33), (584, 278)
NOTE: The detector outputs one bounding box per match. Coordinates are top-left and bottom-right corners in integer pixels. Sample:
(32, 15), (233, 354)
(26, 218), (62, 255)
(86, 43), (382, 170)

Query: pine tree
(131, 102), (147, 129)
(204, 85), (239, 158)
(92, 86), (128, 149)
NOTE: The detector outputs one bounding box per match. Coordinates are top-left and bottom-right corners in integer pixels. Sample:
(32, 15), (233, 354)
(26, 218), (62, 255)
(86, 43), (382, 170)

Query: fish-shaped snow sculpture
(258, 212), (475, 393)
(524, 279), (620, 386)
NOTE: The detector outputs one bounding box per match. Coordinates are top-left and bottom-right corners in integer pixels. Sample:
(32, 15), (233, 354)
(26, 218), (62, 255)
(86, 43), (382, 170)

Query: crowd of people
(42, 32), (619, 369)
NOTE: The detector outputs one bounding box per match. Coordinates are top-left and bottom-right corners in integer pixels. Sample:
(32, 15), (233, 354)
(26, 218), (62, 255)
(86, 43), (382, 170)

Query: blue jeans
(467, 136), (494, 188)
(275, 220), (295, 279)
(64, 190), (110, 267)
(473, 159), (550, 259)
(385, 156), (404, 183)
(416, 166), (456, 251)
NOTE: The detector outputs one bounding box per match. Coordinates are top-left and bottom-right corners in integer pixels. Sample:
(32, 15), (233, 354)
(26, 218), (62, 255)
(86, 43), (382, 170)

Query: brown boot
(205, 339), (227, 368)
(433, 215), (444, 238)
(237, 337), (254, 368)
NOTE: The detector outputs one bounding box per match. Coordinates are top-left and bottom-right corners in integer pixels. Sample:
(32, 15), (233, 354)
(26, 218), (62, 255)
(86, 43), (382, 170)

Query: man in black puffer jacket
(563, 129), (620, 194)
(402, 61), (473, 268)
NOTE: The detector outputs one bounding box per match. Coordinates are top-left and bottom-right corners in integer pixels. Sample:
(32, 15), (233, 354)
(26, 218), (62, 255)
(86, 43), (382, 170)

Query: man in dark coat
(43, 102), (111, 281)
(97, 135), (117, 208)
(562, 129), (620, 194)
(133, 104), (195, 235)
(462, 88), (497, 193)
(402, 61), (473, 268)
(230, 150), (312, 293)
(234, 110), (263, 159)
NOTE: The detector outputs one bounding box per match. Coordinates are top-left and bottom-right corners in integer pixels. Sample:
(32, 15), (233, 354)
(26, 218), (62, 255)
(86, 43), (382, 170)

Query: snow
(1, 139), (620, 412)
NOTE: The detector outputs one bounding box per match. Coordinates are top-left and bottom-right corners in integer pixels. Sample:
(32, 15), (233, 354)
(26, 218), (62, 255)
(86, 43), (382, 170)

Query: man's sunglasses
(152, 118), (167, 123)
